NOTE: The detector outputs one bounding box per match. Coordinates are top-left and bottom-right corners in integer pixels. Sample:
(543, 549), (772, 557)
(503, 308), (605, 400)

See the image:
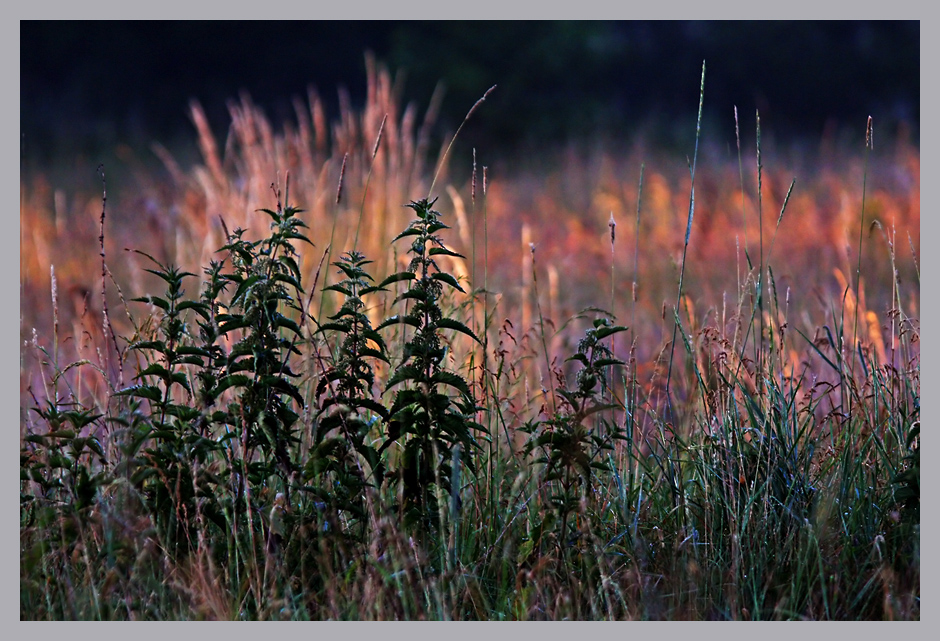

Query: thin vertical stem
(756, 110), (764, 398)
(665, 61), (706, 402)
(530, 243), (557, 416)
(851, 116), (873, 391)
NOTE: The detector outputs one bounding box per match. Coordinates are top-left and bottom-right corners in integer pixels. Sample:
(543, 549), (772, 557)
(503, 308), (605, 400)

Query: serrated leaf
(177, 300), (210, 319)
(176, 345), (212, 357)
(431, 371), (471, 396)
(164, 405), (201, 421)
(218, 317), (251, 334)
(558, 389), (581, 408)
(434, 317), (480, 343)
(260, 376), (305, 406)
(273, 272), (304, 292)
(171, 371), (192, 392)
(376, 314), (422, 331)
(46, 429), (76, 439)
(132, 295), (170, 311)
(278, 254), (303, 279)
(136, 363), (172, 380)
(231, 274), (261, 304)
(283, 231), (314, 246)
(357, 347), (390, 363)
(84, 437), (106, 458)
(214, 375), (251, 395)
(393, 226), (426, 241)
(354, 397), (390, 419)
(428, 247), (465, 259)
(386, 365), (424, 390)
(360, 285), (385, 295)
(317, 321), (351, 334)
(128, 340), (167, 353)
(115, 385), (163, 402)
(323, 283), (353, 296)
(378, 272), (416, 288)
(594, 325), (629, 340)
(394, 289), (429, 304)
(361, 328), (387, 346)
(430, 272), (465, 292)
(275, 315), (303, 337)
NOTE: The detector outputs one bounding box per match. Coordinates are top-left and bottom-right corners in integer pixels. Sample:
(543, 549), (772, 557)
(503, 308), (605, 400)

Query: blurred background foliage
(21, 20), (919, 169)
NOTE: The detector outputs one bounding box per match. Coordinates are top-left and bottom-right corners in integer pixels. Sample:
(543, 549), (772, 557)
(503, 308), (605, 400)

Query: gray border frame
(9, 5), (931, 637)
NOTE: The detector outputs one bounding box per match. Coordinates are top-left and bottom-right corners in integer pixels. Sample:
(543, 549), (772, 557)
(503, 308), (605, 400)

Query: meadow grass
(19, 62), (919, 620)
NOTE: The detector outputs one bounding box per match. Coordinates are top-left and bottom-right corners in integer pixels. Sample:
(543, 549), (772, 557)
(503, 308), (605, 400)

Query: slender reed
(850, 116), (874, 385)
(427, 85), (496, 199)
(529, 242), (557, 415)
(664, 61), (705, 402)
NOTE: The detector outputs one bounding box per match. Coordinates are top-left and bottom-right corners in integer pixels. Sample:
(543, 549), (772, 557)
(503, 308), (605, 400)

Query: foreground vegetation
(20, 63), (919, 620)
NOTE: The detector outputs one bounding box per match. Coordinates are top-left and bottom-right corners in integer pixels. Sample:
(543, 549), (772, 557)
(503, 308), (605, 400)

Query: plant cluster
(20, 70), (919, 621)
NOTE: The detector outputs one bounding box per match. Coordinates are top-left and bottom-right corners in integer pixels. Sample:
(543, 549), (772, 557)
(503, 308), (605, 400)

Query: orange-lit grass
(20, 68), (919, 410)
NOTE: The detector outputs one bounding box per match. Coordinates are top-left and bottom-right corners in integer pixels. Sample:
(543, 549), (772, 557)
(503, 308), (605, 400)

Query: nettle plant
(115, 257), (228, 550)
(110, 195), (486, 548)
(376, 198), (484, 531)
(117, 199), (310, 551)
(310, 249), (390, 526)
(523, 316), (628, 553)
(214, 204), (309, 483)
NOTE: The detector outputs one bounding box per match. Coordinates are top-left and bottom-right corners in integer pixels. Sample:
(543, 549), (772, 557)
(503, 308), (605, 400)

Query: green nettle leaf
(323, 283), (353, 297)
(430, 371), (472, 396)
(274, 315), (303, 337)
(176, 300), (211, 319)
(115, 385), (164, 402)
(428, 246), (465, 259)
(395, 289), (431, 304)
(129, 340), (168, 353)
(430, 271), (465, 292)
(434, 317), (480, 342)
(46, 430), (77, 440)
(379, 271), (417, 288)
(392, 227), (425, 242)
(386, 365), (424, 389)
(376, 314), (422, 331)
(592, 358), (625, 368)
(272, 272), (304, 291)
(593, 325), (628, 340)
(136, 363), (173, 381)
(565, 353), (591, 366)
(163, 405), (202, 422)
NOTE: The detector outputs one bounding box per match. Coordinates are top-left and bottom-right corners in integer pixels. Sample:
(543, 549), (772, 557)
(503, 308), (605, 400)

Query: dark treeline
(22, 21), (919, 164)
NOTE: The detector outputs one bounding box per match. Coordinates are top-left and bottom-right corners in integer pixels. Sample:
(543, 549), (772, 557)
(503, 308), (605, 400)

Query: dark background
(21, 21), (919, 167)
